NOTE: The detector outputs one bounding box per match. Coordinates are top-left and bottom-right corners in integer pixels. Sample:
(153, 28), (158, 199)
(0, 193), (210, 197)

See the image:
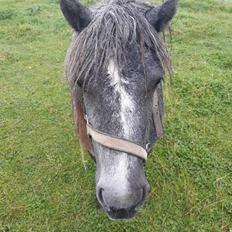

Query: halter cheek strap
(153, 83), (164, 138)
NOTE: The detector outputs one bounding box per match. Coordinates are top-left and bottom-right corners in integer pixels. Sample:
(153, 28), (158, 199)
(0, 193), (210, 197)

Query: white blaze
(107, 60), (135, 192)
(107, 60), (135, 137)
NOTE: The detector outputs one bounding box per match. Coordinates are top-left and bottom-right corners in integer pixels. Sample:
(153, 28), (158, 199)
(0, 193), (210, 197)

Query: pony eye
(74, 77), (84, 89)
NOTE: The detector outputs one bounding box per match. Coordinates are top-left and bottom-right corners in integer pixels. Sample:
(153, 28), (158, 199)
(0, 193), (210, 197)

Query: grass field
(0, 0), (232, 231)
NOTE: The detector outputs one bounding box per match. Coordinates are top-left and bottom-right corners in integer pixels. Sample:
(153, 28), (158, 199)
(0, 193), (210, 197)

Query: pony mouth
(106, 207), (137, 220)
(97, 200), (137, 220)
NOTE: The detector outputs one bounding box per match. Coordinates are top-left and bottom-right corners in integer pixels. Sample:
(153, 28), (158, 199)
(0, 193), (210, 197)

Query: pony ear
(146, 0), (178, 32)
(60, 0), (92, 32)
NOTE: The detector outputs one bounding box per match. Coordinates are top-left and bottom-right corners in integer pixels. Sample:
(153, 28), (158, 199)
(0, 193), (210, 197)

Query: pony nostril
(142, 186), (147, 202)
(97, 188), (105, 207)
(133, 187), (147, 208)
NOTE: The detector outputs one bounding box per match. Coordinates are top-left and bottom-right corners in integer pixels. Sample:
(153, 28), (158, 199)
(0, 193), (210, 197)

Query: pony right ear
(146, 0), (178, 32)
(60, 0), (92, 32)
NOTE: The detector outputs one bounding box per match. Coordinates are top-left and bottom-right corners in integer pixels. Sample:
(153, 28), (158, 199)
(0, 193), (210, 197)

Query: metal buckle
(146, 143), (151, 152)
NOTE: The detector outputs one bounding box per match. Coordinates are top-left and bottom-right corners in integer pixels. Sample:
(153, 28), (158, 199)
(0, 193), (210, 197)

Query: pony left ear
(146, 0), (178, 32)
(60, 0), (92, 32)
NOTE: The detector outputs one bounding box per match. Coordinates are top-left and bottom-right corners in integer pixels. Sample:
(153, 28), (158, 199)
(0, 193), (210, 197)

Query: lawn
(0, 0), (232, 231)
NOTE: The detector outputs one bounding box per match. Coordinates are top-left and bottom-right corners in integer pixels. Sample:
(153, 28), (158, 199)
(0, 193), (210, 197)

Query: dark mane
(65, 0), (172, 152)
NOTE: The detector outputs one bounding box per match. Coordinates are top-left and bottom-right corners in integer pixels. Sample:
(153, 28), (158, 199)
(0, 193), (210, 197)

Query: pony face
(83, 46), (162, 219)
(60, 0), (178, 220)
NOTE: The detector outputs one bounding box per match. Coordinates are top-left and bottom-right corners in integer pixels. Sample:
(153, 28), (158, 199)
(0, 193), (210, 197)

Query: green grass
(0, 0), (232, 231)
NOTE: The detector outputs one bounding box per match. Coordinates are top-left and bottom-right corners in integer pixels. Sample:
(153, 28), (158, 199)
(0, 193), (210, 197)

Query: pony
(60, 0), (178, 219)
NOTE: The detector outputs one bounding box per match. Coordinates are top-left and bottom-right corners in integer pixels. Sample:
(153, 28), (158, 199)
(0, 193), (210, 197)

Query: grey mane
(65, 0), (172, 91)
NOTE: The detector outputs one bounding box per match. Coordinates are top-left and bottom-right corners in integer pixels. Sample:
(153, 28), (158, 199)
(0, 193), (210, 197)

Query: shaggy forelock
(65, 0), (172, 91)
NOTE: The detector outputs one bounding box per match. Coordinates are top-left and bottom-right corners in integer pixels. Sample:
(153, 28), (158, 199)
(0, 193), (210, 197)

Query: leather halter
(80, 83), (164, 161)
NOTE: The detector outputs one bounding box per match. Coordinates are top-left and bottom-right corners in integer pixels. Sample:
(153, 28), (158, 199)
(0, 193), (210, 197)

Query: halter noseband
(86, 122), (148, 160)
